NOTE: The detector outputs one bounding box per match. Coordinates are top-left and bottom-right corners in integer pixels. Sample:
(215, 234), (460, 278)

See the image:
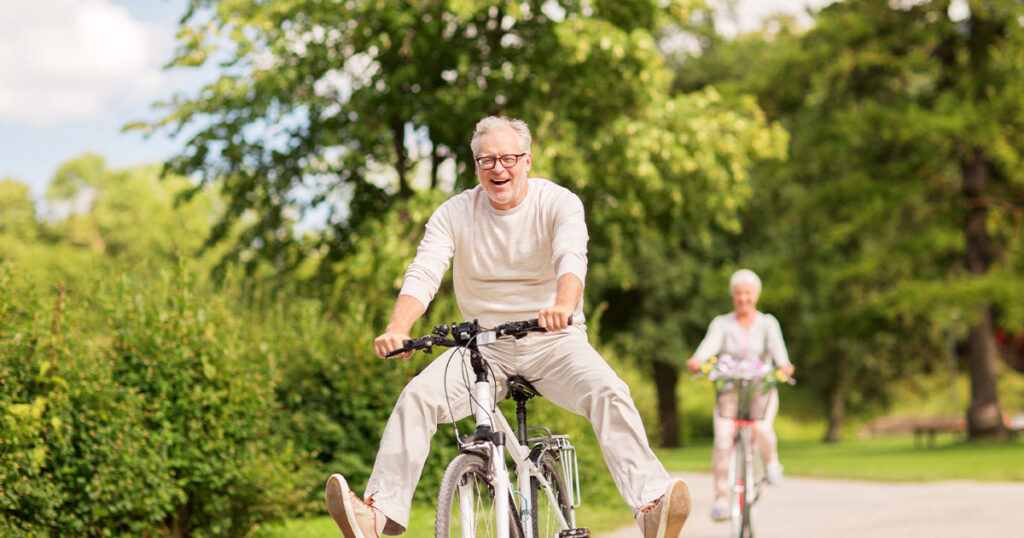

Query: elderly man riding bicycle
(325, 116), (691, 538)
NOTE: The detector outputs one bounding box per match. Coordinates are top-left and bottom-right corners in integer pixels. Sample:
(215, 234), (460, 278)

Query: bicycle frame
(455, 328), (578, 538)
(391, 319), (583, 538)
(723, 376), (768, 538)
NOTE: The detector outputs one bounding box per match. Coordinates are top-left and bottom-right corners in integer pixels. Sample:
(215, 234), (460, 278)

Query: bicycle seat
(506, 375), (541, 402)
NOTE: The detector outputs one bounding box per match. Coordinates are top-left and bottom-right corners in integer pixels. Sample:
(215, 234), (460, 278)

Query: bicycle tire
(435, 453), (525, 538)
(749, 441), (763, 535)
(728, 431), (744, 538)
(530, 450), (573, 538)
(729, 429), (757, 538)
(743, 437), (756, 538)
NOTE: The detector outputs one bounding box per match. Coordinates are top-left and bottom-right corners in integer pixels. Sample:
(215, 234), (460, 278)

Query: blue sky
(0, 0), (832, 201)
(0, 0), (202, 198)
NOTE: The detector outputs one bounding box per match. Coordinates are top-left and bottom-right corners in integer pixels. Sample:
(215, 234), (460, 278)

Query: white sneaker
(635, 478), (691, 538)
(325, 474), (387, 538)
(766, 462), (784, 485)
(710, 497), (729, 521)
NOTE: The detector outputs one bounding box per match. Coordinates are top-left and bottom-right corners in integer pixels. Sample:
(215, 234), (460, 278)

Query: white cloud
(712, 0), (839, 37)
(0, 0), (169, 127)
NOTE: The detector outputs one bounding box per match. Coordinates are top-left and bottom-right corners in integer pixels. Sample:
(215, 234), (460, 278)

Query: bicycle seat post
(515, 398), (528, 447)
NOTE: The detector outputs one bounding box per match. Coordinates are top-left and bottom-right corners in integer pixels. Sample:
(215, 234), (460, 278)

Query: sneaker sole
(657, 479), (691, 538)
(326, 474), (364, 538)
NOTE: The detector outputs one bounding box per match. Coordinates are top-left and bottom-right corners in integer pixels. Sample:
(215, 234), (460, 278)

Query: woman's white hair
(470, 116), (532, 157)
(729, 269), (762, 295)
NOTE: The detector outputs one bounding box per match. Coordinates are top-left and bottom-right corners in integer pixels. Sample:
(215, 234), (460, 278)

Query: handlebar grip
(385, 347), (409, 358)
(524, 316), (573, 330)
(533, 315), (573, 328)
(385, 335), (431, 358)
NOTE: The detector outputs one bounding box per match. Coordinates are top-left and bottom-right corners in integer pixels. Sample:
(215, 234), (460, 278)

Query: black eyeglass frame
(474, 152), (528, 170)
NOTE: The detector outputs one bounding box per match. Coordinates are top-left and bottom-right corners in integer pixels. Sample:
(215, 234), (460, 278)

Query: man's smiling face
(474, 126), (531, 210)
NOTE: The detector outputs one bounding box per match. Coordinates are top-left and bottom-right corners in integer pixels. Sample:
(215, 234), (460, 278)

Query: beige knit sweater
(399, 178), (589, 328)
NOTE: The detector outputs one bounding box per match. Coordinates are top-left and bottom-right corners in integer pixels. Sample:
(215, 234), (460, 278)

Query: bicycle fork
(467, 374), (514, 538)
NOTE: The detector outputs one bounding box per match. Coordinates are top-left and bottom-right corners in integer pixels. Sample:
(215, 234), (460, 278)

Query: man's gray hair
(729, 269), (762, 295)
(470, 116), (532, 157)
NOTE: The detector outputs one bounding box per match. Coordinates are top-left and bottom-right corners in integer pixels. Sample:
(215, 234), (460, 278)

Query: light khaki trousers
(364, 325), (672, 533)
(711, 388), (780, 499)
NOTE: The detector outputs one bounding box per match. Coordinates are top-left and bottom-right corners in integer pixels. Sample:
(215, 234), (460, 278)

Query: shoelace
(350, 491), (383, 538)
(638, 494), (664, 515)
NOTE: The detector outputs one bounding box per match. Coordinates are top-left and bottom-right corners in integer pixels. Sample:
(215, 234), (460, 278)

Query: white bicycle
(387, 318), (589, 538)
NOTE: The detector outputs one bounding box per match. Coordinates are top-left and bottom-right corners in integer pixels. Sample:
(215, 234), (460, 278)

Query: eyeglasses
(475, 153), (527, 170)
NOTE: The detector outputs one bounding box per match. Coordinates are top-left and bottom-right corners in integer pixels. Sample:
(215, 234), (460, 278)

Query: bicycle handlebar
(385, 317), (572, 358)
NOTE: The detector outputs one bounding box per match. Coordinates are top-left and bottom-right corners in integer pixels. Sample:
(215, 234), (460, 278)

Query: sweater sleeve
(551, 189), (589, 284)
(692, 316), (726, 362)
(398, 203), (456, 310)
(764, 314), (792, 367)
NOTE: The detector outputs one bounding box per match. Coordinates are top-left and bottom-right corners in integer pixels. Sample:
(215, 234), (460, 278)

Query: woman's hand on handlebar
(375, 330), (413, 360)
(537, 305), (574, 332)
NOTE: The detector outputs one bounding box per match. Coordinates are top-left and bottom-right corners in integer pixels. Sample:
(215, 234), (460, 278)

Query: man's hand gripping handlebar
(384, 317), (572, 358)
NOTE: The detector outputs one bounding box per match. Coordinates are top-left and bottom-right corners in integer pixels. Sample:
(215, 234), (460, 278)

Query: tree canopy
(671, 0), (1024, 439)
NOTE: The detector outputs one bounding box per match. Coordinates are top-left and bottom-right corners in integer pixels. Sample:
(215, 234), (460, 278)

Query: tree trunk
(965, 307), (1006, 438)
(393, 117), (411, 198)
(823, 352), (846, 443)
(962, 147), (1006, 439)
(652, 361), (681, 448)
(430, 142), (441, 190)
(823, 386), (845, 443)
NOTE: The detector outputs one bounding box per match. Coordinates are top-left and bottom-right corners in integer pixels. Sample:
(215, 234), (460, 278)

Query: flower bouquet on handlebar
(694, 354), (795, 421)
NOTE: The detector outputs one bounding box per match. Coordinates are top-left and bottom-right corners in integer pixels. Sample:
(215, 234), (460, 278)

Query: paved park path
(597, 472), (1024, 538)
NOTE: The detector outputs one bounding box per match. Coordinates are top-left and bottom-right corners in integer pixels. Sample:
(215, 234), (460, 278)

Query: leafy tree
(552, 89), (788, 446)
(144, 0), (787, 447)
(673, 0), (1024, 440)
(141, 0), (700, 274)
(45, 154), (219, 265)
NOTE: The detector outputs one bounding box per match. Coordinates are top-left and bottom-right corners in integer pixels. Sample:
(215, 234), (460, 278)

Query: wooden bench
(909, 416), (967, 447)
(860, 415), (966, 447)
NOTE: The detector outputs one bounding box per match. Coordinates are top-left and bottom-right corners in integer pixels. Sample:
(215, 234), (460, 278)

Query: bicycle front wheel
(530, 450), (573, 538)
(729, 430), (756, 538)
(435, 453), (525, 538)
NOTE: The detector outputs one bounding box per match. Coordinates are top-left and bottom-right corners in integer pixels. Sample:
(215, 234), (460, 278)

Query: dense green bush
(0, 265), (309, 537)
(103, 267), (310, 537)
(0, 268), (177, 536)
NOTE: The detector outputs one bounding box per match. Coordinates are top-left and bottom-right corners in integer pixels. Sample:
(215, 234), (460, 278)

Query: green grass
(656, 435), (1024, 482)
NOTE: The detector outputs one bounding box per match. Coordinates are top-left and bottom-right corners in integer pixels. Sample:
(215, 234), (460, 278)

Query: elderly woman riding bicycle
(686, 269), (795, 522)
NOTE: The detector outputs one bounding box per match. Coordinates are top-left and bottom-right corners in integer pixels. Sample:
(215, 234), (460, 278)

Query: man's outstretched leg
(325, 474), (388, 538)
(635, 478), (692, 538)
(529, 330), (690, 537)
(325, 348), (480, 535)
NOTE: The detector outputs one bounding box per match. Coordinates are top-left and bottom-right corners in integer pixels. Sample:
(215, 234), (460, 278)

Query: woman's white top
(692, 312), (792, 367)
